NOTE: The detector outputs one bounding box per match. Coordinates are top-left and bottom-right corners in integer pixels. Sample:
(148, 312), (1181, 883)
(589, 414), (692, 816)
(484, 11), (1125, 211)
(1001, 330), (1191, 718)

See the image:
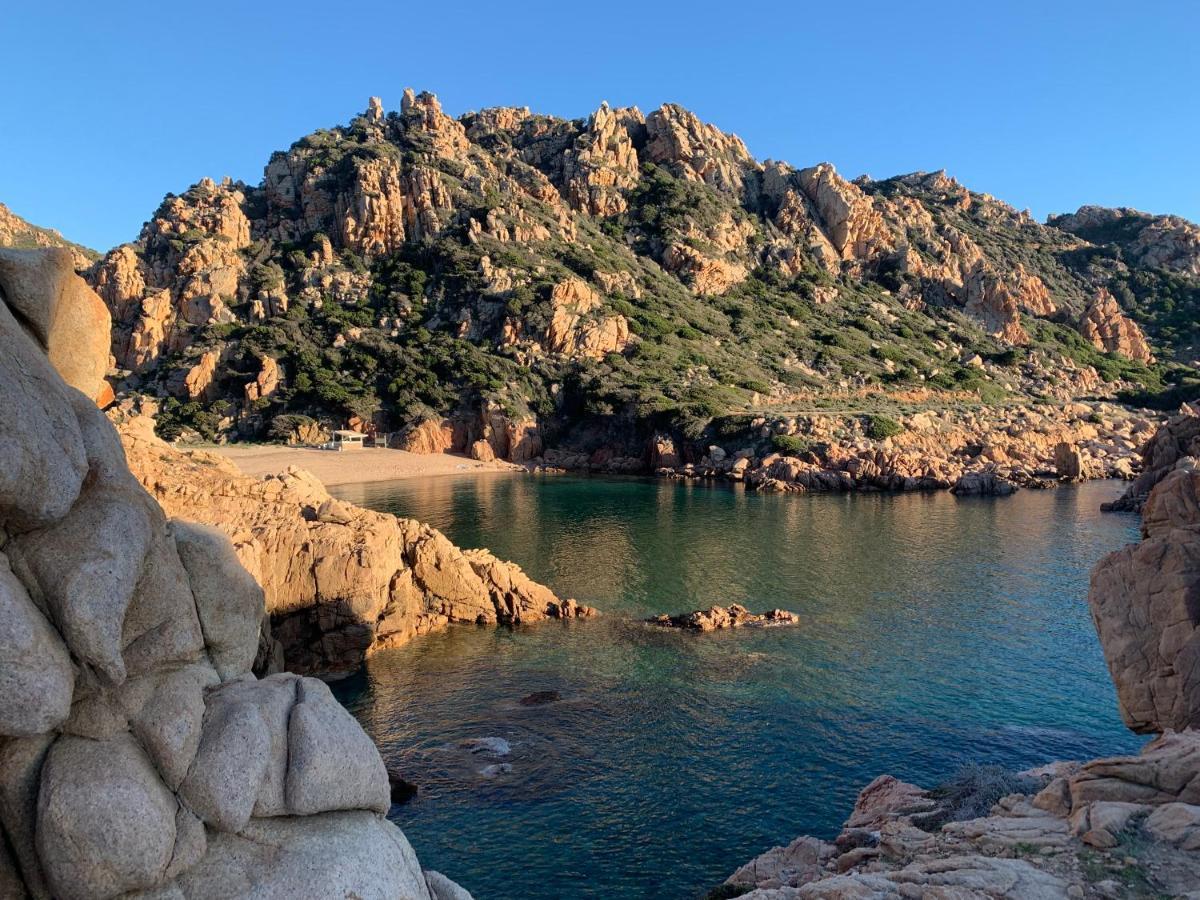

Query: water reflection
(333, 476), (1145, 900)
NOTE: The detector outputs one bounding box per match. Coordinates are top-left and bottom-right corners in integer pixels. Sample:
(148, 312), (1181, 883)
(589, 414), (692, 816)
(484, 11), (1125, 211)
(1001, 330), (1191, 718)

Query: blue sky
(4, 0), (1197, 251)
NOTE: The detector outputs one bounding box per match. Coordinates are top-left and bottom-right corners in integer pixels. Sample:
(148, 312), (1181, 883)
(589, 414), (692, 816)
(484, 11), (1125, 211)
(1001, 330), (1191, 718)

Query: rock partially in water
(113, 408), (591, 676)
(648, 604), (798, 632)
(1091, 461), (1200, 733)
(519, 690), (562, 707)
(722, 738), (1200, 898)
(950, 471), (1018, 496)
(1102, 408), (1200, 512)
(386, 767), (419, 805)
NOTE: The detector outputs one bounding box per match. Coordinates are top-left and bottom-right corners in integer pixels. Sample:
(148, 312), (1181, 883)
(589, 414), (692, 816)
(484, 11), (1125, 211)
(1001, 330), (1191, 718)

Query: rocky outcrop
(91, 178), (248, 373)
(1090, 459), (1200, 733)
(647, 604), (797, 631)
(562, 103), (643, 217)
(114, 412), (593, 675)
(1104, 408), (1200, 512)
(722, 734), (1200, 898)
(543, 278), (630, 357)
(797, 163), (895, 263)
(0, 250), (471, 899)
(643, 103), (754, 195)
(1079, 288), (1155, 363)
(1052, 205), (1200, 278)
(0, 248), (112, 406)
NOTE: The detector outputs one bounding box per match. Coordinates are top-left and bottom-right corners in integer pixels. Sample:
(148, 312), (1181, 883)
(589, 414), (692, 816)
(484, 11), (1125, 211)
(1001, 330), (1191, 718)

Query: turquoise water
(331, 475), (1144, 900)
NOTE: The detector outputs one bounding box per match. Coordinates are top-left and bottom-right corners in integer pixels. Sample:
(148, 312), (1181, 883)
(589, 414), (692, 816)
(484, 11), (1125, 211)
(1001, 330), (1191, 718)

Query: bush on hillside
(865, 414), (903, 440)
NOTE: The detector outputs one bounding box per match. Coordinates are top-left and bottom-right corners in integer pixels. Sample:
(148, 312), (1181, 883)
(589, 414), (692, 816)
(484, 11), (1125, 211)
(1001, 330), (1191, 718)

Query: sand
(211, 444), (525, 487)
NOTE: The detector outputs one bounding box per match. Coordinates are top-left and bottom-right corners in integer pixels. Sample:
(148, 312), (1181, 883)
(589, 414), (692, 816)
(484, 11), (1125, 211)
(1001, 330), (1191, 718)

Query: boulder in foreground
(0, 250), (472, 899)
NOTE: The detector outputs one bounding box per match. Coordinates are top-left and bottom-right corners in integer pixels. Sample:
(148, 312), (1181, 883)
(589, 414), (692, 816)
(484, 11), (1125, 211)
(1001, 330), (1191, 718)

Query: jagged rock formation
(1079, 288), (1154, 363)
(70, 91), (1198, 466)
(112, 407), (593, 675)
(1052, 205), (1200, 278)
(0, 250), (472, 898)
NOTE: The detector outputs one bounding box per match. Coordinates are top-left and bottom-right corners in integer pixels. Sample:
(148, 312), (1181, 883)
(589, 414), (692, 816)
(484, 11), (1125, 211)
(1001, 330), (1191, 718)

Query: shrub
(921, 763), (1041, 830)
(771, 434), (812, 456)
(865, 414), (903, 440)
(269, 414), (317, 442)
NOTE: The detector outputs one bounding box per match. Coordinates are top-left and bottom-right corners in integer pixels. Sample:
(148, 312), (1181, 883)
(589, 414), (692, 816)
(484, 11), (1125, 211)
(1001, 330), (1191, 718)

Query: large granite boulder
(0, 247), (111, 405)
(0, 250), (471, 898)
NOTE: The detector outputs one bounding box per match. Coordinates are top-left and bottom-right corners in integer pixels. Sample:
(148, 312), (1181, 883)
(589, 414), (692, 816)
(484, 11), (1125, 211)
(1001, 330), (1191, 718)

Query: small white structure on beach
(328, 429), (366, 451)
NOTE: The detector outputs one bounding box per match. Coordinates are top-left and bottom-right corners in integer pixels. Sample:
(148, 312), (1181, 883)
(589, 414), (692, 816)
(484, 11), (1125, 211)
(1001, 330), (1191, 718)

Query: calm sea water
(331, 475), (1144, 900)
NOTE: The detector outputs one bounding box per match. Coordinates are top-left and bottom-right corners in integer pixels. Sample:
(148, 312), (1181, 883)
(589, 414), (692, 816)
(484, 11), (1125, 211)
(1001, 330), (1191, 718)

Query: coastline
(209, 443), (525, 486)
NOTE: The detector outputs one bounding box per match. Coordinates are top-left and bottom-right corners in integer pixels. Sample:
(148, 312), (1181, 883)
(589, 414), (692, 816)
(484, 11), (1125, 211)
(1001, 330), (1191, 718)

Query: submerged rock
(386, 767), (419, 805)
(519, 690), (562, 706)
(461, 737), (511, 756)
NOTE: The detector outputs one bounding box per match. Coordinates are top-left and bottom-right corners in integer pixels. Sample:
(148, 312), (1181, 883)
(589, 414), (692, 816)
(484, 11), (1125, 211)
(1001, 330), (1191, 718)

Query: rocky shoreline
(715, 409), (1200, 898)
(644, 402), (1157, 498)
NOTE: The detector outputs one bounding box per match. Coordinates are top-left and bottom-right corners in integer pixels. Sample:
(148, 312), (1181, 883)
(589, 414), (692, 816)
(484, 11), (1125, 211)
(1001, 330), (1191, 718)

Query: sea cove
(333, 476), (1145, 899)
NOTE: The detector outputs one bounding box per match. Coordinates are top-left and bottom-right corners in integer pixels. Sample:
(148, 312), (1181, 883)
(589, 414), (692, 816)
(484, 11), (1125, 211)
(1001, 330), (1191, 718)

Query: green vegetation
(865, 414), (903, 440)
(770, 434), (814, 456)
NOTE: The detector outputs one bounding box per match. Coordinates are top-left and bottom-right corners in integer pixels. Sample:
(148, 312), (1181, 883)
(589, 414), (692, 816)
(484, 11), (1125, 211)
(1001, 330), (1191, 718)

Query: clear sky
(4, 0), (1197, 251)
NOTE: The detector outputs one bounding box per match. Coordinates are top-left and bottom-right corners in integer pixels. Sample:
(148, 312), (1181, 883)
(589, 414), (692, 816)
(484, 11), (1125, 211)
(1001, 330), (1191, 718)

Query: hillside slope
(79, 91), (1200, 460)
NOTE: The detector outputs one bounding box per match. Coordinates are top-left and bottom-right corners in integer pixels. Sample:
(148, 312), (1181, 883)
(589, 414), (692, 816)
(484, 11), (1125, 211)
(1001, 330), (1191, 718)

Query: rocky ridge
(717, 416), (1200, 898)
(0, 249), (472, 898)
(60, 92), (1198, 473)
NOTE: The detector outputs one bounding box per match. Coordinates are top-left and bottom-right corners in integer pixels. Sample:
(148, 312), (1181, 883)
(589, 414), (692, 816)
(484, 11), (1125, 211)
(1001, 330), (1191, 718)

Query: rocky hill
(75, 91), (1200, 462)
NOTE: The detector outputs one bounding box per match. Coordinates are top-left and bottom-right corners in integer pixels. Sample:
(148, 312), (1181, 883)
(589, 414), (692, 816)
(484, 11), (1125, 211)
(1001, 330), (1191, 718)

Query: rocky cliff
(0, 249), (472, 897)
(59, 92), (1200, 470)
(714, 418), (1200, 897)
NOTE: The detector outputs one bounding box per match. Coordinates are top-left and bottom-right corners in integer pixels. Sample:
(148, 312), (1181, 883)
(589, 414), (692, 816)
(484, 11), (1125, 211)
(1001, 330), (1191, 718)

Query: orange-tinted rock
(1080, 288), (1154, 363)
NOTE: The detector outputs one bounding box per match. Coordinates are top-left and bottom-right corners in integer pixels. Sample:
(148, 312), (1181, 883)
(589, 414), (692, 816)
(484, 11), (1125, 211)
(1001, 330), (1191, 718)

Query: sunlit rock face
(0, 249), (472, 899)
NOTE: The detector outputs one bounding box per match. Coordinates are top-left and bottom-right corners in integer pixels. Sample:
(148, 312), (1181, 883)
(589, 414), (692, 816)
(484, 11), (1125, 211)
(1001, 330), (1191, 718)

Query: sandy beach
(211, 444), (525, 487)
